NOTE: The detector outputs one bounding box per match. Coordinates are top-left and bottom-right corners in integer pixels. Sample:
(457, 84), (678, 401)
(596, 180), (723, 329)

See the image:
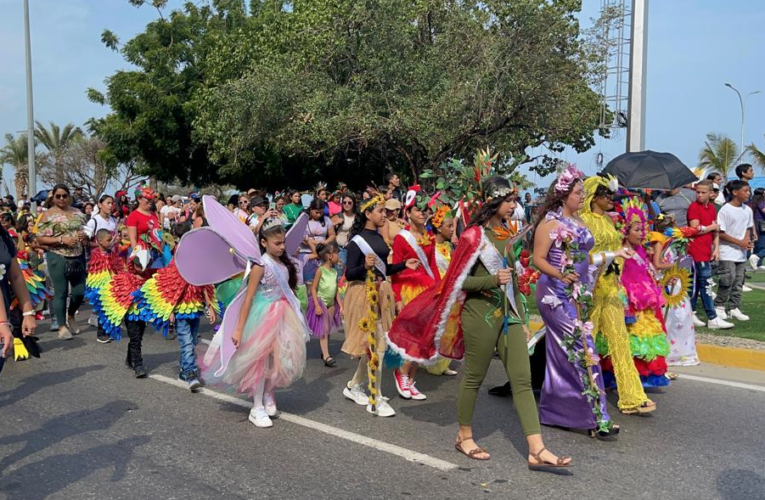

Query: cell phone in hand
(270, 202), (276, 210)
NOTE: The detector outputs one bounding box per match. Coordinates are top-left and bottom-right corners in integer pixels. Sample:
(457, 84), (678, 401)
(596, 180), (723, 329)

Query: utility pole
(23, 0), (36, 200)
(626, 0), (648, 152)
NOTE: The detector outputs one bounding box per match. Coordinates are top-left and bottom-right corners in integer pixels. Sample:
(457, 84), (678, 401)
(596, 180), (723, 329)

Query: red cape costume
(386, 225), (485, 364)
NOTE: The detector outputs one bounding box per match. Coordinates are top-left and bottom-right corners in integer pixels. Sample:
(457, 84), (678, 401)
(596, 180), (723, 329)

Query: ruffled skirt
(202, 293), (307, 396)
(306, 298), (341, 338)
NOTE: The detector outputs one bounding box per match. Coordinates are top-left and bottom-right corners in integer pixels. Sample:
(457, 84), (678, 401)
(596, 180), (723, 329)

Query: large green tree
(92, 0), (607, 190)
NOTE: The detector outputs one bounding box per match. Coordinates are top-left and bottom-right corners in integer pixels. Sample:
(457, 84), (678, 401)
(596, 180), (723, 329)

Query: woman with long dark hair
(334, 194), (356, 267)
(533, 167), (625, 437)
(301, 199), (336, 285)
(340, 194), (419, 418)
(388, 176), (571, 468)
(283, 191), (303, 224)
(35, 184), (87, 339)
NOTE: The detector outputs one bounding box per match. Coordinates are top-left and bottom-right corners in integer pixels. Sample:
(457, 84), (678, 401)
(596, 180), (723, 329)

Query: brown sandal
(620, 399), (657, 415)
(455, 437), (490, 461)
(528, 446), (573, 471)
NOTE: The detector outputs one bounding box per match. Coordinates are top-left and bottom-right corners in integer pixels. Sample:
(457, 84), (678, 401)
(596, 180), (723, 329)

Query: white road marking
(149, 373), (459, 471)
(679, 374), (765, 393)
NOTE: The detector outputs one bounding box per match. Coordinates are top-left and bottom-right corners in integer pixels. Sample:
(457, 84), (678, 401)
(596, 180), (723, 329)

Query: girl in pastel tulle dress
(202, 223), (309, 428)
(306, 242), (342, 367)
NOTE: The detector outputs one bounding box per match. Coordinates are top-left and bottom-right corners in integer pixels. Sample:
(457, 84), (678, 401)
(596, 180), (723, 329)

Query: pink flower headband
(554, 164), (585, 194)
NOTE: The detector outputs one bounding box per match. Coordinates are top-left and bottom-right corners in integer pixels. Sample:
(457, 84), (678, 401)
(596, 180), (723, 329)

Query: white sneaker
(742, 284), (753, 292)
(249, 407), (273, 428)
(748, 254), (760, 270)
(692, 314), (706, 327)
(708, 317), (734, 330)
(715, 307), (728, 320)
(758, 266), (765, 270)
(366, 397), (396, 417)
(264, 393), (279, 418)
(343, 384), (369, 406)
(729, 308), (750, 321)
(408, 382), (427, 401)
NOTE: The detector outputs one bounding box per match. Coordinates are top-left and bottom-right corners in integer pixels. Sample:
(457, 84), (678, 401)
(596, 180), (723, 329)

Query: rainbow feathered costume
(85, 248), (126, 310)
(134, 260), (218, 336)
(13, 250), (51, 310)
(96, 271), (147, 341)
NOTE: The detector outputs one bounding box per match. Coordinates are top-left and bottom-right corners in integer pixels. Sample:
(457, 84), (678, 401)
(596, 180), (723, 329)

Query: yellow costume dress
(580, 180), (650, 412)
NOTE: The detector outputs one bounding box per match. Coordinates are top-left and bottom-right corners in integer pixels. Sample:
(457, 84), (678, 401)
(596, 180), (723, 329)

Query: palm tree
(34, 121), (83, 184)
(699, 132), (739, 181)
(746, 135), (765, 172)
(0, 133), (30, 199)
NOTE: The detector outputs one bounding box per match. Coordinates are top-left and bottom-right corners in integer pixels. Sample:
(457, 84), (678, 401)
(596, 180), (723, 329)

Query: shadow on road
(0, 365), (106, 406)
(0, 435), (151, 500)
(0, 400), (136, 472)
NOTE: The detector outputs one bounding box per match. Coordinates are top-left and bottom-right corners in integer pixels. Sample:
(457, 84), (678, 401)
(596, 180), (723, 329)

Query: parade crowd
(1, 156), (761, 470)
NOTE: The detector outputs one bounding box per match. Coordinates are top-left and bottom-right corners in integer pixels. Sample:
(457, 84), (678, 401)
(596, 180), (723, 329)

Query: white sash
(263, 255), (310, 342)
(351, 235), (387, 277)
(435, 246), (449, 276)
(397, 229), (435, 280)
(477, 230), (520, 318)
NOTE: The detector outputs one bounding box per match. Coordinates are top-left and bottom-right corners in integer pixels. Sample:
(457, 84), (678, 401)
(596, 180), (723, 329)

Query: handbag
(63, 254), (86, 280)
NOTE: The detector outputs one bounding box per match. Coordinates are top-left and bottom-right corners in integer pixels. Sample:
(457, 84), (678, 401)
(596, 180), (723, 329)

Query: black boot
(134, 365), (148, 379)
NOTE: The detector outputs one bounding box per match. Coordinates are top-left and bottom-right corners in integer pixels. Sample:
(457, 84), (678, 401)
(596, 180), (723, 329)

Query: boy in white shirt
(715, 180), (754, 321)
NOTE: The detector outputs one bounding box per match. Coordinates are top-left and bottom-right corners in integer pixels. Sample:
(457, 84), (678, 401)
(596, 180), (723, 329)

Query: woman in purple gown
(532, 167), (627, 438)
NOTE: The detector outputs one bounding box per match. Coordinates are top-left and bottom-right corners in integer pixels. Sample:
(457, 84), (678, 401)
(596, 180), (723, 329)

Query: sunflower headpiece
(360, 194), (385, 213)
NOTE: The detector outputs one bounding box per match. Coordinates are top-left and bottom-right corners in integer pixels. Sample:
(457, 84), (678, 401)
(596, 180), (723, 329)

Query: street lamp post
(23, 0), (36, 200)
(724, 83), (761, 154)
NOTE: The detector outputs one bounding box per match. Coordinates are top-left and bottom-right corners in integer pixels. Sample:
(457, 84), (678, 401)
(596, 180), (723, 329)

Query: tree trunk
(15, 165), (28, 200)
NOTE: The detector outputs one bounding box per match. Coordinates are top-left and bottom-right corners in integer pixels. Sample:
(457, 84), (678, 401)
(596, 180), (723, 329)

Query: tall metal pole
(23, 0), (36, 200)
(724, 83), (760, 154)
(626, 0), (648, 152)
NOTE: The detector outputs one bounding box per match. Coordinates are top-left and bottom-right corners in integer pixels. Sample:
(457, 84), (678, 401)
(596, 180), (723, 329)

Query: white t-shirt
(160, 205), (181, 229)
(84, 215), (118, 238)
(718, 203), (753, 263)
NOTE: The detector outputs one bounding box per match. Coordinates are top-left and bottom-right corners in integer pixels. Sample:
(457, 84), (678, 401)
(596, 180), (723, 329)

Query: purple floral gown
(536, 210), (612, 432)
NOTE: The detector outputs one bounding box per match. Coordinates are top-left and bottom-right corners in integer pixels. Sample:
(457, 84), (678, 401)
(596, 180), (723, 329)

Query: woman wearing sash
(340, 194), (420, 417)
(389, 187), (441, 401)
(388, 176), (572, 468)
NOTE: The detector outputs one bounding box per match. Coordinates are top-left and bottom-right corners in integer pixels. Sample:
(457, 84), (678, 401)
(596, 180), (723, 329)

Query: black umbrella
(603, 150), (698, 191)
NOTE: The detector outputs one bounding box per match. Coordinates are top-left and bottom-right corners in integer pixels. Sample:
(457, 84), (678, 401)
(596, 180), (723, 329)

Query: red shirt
(687, 201), (717, 262)
(126, 210), (159, 239)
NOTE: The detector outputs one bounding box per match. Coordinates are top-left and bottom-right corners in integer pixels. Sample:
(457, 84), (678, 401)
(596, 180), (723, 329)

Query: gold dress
(580, 206), (649, 412)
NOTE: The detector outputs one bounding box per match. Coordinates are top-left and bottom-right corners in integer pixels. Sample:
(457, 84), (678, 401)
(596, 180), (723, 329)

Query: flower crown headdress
(617, 197), (648, 241)
(554, 164), (586, 194)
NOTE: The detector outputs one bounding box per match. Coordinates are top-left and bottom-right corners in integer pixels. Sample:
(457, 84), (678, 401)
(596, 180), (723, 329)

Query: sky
(1, 0), (765, 196)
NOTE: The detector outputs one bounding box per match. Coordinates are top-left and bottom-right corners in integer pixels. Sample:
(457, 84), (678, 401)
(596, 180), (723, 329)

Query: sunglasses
(343, 200), (354, 205)
(239, 201), (249, 206)
(54, 193), (69, 200)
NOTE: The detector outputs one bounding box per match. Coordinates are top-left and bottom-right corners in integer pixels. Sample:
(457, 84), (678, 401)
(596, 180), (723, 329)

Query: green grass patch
(695, 288), (765, 343)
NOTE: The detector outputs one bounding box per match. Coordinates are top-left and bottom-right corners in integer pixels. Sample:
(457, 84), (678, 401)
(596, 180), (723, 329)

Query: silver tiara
(261, 217), (283, 232)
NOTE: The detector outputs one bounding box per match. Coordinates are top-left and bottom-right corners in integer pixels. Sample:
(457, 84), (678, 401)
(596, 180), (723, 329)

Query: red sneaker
(393, 369), (411, 399)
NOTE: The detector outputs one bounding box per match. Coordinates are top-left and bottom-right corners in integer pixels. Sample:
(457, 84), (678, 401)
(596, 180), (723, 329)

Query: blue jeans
(754, 232), (765, 266)
(176, 317), (201, 380)
(690, 261), (717, 320)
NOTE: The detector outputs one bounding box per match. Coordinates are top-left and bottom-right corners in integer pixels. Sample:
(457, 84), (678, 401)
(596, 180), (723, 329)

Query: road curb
(697, 343), (765, 372)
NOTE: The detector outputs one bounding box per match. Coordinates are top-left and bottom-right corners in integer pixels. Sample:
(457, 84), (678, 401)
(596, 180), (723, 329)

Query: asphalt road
(1, 312), (764, 500)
